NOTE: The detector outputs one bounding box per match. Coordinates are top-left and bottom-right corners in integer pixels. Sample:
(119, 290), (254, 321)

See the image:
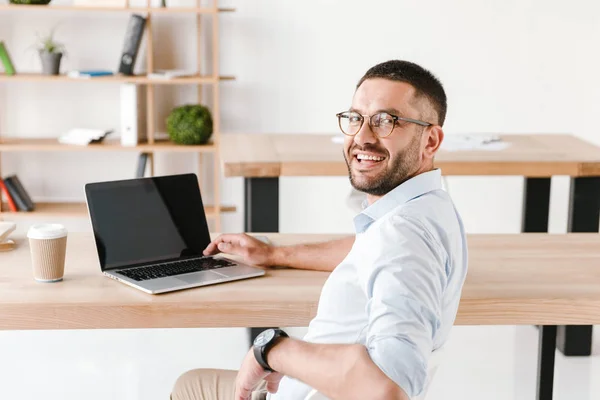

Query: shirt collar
(353, 169), (443, 233)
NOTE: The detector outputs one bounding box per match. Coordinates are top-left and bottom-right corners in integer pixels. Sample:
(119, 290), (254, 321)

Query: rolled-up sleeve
(360, 213), (448, 398)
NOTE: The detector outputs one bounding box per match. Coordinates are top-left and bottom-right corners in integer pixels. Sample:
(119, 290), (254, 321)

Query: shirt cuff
(367, 336), (428, 398)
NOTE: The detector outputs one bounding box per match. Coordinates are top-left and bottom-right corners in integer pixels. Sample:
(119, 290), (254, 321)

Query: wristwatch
(253, 328), (289, 372)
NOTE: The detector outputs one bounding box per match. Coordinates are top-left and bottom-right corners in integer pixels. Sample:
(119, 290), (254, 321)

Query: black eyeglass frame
(336, 110), (432, 138)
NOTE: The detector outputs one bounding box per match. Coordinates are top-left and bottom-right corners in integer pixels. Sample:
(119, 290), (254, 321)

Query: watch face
(255, 329), (275, 346)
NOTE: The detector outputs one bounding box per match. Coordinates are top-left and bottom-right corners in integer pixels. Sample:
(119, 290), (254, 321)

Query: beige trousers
(171, 369), (268, 400)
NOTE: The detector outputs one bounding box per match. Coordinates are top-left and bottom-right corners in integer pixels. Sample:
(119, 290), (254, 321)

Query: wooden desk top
(2, 233), (600, 330)
(220, 133), (600, 178)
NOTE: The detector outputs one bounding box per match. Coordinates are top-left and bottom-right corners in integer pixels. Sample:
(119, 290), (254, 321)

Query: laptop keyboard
(117, 257), (236, 281)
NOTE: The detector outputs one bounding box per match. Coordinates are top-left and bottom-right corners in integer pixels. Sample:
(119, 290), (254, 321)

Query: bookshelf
(0, 1), (233, 231)
(0, 138), (218, 152)
(0, 4), (235, 13)
(1, 202), (235, 218)
(0, 73), (235, 84)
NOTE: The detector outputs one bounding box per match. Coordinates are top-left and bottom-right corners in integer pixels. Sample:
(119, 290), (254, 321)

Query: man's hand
(235, 348), (283, 400)
(204, 233), (275, 267)
(206, 233), (355, 272)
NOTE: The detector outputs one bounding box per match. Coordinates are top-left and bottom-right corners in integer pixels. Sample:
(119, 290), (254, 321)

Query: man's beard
(344, 133), (421, 196)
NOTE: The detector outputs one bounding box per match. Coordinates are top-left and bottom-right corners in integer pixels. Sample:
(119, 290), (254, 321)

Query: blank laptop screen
(85, 174), (211, 271)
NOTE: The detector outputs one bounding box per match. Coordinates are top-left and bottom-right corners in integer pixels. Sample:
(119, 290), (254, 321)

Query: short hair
(357, 60), (447, 126)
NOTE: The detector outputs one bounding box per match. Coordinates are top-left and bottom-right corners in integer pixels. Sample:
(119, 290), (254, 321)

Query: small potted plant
(166, 104), (214, 145)
(35, 28), (66, 75)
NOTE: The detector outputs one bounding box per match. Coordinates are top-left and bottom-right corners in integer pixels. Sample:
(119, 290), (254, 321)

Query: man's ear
(423, 126), (444, 159)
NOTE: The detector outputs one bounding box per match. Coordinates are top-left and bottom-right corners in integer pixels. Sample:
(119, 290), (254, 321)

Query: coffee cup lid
(27, 224), (68, 240)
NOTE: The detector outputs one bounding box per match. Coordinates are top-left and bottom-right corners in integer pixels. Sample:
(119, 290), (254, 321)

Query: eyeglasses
(336, 111), (432, 138)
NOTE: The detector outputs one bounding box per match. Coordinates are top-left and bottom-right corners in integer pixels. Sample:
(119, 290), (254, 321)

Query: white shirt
(270, 169), (468, 399)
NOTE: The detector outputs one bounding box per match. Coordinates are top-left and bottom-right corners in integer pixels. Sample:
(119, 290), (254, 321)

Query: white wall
(1, 0), (599, 399)
(3, 0), (598, 235)
(3, 0), (599, 234)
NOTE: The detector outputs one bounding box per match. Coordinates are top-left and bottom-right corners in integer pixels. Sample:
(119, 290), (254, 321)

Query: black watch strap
(253, 329), (289, 372)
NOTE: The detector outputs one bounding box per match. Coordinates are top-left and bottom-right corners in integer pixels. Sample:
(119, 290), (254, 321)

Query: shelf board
(0, 138), (217, 153)
(1, 202), (236, 218)
(141, 140), (218, 153)
(0, 73), (235, 84)
(0, 4), (235, 13)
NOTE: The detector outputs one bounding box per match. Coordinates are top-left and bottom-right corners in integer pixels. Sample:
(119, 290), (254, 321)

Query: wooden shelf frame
(0, 138), (217, 153)
(0, 4), (235, 13)
(0, 73), (235, 84)
(210, 0), (223, 231)
(1, 202), (235, 219)
(0, 0), (232, 230)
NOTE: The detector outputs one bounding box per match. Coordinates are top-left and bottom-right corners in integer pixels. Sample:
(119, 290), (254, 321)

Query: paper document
(148, 69), (196, 79)
(58, 129), (113, 146)
(440, 135), (511, 152)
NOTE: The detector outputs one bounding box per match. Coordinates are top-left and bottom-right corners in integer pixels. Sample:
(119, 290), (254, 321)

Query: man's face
(343, 78), (430, 198)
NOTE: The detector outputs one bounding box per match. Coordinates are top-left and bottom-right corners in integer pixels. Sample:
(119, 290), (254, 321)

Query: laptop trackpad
(176, 270), (224, 284)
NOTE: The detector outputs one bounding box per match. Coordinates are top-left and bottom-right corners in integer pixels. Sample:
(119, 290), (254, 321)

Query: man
(172, 60), (468, 400)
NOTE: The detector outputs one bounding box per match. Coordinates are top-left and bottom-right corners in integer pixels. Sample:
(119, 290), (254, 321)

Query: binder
(120, 83), (147, 146)
(118, 14), (146, 76)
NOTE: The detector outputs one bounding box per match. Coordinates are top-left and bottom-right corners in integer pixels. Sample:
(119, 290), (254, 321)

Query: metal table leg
(521, 179), (559, 398)
(521, 177), (552, 347)
(522, 178), (551, 233)
(244, 177), (280, 345)
(557, 177), (600, 356)
(537, 325), (557, 400)
(245, 177), (280, 233)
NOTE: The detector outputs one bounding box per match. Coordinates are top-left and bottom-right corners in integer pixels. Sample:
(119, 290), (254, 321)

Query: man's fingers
(265, 380), (280, 394)
(264, 372), (283, 382)
(203, 233), (246, 255)
(235, 382), (254, 400)
(264, 372), (283, 394)
(235, 390), (250, 400)
(203, 234), (225, 255)
(203, 241), (220, 255)
(217, 241), (247, 256)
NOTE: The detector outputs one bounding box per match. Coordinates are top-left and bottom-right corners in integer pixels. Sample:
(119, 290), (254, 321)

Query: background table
(220, 133), (600, 357)
(2, 233), (600, 400)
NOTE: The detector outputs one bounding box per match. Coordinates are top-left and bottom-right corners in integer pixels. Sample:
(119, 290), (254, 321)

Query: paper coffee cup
(27, 224), (68, 282)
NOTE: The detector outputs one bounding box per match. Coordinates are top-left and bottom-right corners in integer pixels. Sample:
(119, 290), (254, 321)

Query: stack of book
(0, 175), (35, 212)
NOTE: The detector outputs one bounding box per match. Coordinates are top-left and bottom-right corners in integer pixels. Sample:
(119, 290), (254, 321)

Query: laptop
(84, 173), (265, 294)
